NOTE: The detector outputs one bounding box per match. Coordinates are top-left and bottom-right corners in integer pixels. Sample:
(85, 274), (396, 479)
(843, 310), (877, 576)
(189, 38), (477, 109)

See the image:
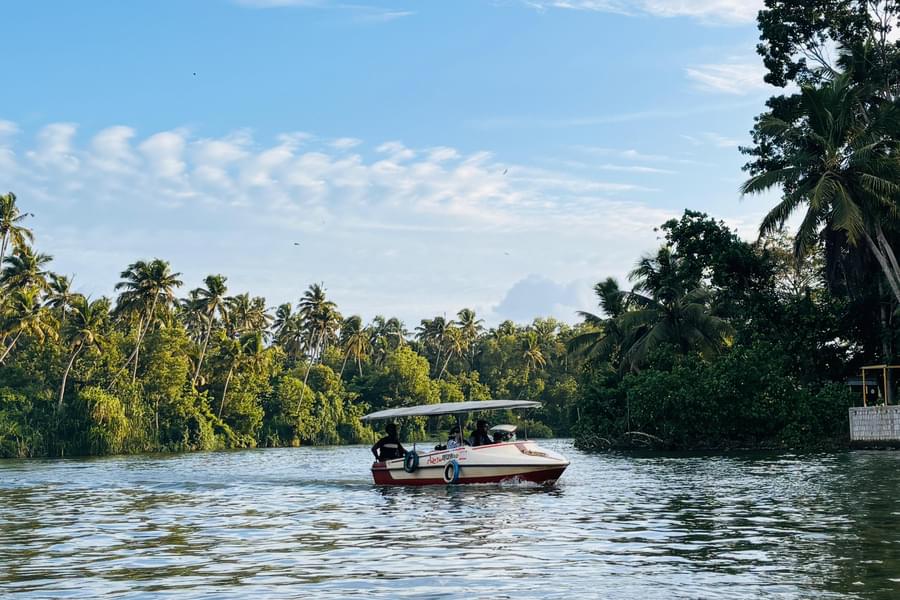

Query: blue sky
(0, 0), (777, 325)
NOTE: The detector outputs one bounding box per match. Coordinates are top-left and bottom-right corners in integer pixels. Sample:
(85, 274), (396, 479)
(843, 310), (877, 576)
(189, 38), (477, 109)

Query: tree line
(0, 191), (582, 457)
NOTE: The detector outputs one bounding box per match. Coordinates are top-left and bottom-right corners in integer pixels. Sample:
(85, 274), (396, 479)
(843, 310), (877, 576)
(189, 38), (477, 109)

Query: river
(1, 440), (899, 599)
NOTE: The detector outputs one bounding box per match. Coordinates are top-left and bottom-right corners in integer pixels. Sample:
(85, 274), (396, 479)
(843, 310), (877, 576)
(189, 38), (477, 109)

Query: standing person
(470, 419), (493, 446)
(371, 423), (406, 462)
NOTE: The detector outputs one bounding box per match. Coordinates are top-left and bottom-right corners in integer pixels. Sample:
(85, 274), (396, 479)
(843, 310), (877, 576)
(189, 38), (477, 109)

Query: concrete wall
(849, 406), (900, 441)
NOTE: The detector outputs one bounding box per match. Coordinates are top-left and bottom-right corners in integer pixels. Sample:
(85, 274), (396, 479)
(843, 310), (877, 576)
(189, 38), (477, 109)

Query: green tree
(0, 192), (33, 265)
(741, 73), (900, 304)
(58, 296), (108, 411)
(113, 259), (183, 383)
(0, 287), (57, 365)
(190, 274), (228, 385)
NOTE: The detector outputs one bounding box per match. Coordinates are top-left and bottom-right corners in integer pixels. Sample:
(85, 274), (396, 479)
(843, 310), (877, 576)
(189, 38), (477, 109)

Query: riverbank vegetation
(0, 192), (580, 457)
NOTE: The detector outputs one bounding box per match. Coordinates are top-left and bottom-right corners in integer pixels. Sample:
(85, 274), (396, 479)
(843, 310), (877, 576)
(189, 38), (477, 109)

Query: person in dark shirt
(470, 419), (494, 447)
(371, 423), (406, 462)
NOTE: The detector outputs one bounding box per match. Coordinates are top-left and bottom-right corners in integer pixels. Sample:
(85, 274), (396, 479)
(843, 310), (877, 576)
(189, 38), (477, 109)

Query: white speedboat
(361, 400), (570, 486)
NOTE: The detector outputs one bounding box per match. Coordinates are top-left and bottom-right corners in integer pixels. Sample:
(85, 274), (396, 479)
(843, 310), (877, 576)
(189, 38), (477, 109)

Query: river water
(1, 440), (899, 599)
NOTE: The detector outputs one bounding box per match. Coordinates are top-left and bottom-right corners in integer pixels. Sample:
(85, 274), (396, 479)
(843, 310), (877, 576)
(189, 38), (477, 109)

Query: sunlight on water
(2, 441), (900, 598)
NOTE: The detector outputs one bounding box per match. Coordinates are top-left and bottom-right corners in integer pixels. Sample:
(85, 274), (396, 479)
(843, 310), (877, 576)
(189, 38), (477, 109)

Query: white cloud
(524, 0), (761, 24)
(331, 137), (362, 150)
(139, 131), (188, 180)
(0, 120), (19, 139)
(27, 123), (80, 173)
(90, 126), (138, 174)
(1, 121), (711, 324)
(232, 0), (414, 22)
(685, 61), (769, 95)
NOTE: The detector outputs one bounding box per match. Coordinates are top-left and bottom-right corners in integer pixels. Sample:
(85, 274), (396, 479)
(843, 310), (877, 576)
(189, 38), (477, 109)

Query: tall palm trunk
(0, 331), (23, 364)
(0, 233), (8, 267)
(438, 351), (453, 380)
(131, 295), (159, 383)
(219, 365), (235, 418)
(864, 227), (900, 305)
(339, 350), (350, 378)
(193, 321), (213, 385)
(58, 345), (82, 411)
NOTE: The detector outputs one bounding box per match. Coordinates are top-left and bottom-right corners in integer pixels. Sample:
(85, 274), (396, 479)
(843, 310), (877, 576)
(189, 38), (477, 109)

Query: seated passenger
(446, 424), (463, 449)
(371, 423), (406, 462)
(470, 419), (494, 447)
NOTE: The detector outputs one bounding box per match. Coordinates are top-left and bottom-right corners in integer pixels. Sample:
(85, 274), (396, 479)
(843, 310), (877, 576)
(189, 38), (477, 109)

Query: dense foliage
(0, 193), (582, 457)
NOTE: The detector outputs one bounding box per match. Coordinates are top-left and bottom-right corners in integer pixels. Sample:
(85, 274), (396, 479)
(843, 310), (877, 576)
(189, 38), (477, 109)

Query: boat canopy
(361, 400), (540, 422)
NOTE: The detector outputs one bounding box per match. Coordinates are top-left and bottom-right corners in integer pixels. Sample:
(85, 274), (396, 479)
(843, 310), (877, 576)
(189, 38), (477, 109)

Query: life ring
(403, 450), (419, 473)
(442, 459), (460, 484)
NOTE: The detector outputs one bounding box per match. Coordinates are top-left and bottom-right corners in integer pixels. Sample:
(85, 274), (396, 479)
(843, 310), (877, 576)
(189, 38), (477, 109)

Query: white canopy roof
(361, 400), (540, 422)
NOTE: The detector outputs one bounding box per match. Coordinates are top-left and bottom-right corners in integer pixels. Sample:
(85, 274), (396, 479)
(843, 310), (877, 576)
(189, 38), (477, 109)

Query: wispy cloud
(232, 0), (414, 22)
(685, 61), (769, 95)
(471, 99), (760, 129)
(681, 131), (742, 148)
(1, 121), (665, 235)
(523, 0), (762, 25)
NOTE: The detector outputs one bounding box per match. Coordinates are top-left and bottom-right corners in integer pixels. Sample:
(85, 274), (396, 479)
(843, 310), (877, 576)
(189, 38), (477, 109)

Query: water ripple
(2, 442), (900, 598)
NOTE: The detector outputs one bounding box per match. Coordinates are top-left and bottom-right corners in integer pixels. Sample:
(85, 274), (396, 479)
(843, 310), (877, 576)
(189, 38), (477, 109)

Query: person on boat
(371, 423), (406, 462)
(446, 424), (463, 449)
(470, 419), (494, 446)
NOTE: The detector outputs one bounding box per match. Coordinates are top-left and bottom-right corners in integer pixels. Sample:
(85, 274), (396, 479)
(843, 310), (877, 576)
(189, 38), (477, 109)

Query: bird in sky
(293, 242), (300, 246)
(502, 168), (508, 175)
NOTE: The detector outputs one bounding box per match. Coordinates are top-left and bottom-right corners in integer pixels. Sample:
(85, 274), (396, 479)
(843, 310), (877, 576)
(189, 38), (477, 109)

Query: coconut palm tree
(741, 72), (900, 304)
(437, 325), (466, 379)
(113, 259), (183, 382)
(190, 275), (228, 384)
(0, 192), (33, 266)
(456, 308), (484, 368)
(46, 274), (76, 327)
(219, 331), (265, 419)
(0, 287), (57, 364)
(521, 331), (547, 372)
(298, 284), (339, 363)
(58, 296), (108, 411)
(618, 249), (732, 370)
(339, 315), (371, 377)
(297, 284), (340, 403)
(568, 277), (630, 364)
(0, 246), (52, 292)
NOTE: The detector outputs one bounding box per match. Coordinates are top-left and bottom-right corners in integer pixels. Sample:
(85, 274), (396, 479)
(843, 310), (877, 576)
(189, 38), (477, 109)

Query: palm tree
(0, 246), (52, 292)
(437, 325), (466, 379)
(274, 304), (305, 361)
(298, 284), (340, 362)
(0, 192), (33, 266)
(297, 284), (340, 403)
(0, 287), (57, 364)
(456, 308), (483, 367)
(741, 72), (900, 304)
(113, 259), (183, 382)
(46, 274), (76, 327)
(618, 249), (732, 370)
(58, 296), (108, 411)
(568, 277), (630, 364)
(191, 275), (228, 384)
(219, 331), (265, 419)
(521, 331), (547, 372)
(339, 315), (371, 377)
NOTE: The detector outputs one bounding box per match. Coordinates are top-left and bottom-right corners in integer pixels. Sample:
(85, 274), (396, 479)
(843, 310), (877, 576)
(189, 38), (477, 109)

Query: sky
(0, 0), (781, 326)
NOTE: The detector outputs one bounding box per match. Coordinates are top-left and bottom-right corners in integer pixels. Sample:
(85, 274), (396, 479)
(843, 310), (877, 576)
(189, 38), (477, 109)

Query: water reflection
(1, 443), (900, 598)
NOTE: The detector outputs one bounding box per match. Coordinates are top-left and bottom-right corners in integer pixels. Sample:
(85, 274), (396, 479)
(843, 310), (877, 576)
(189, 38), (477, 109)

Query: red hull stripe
(371, 466), (567, 486)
